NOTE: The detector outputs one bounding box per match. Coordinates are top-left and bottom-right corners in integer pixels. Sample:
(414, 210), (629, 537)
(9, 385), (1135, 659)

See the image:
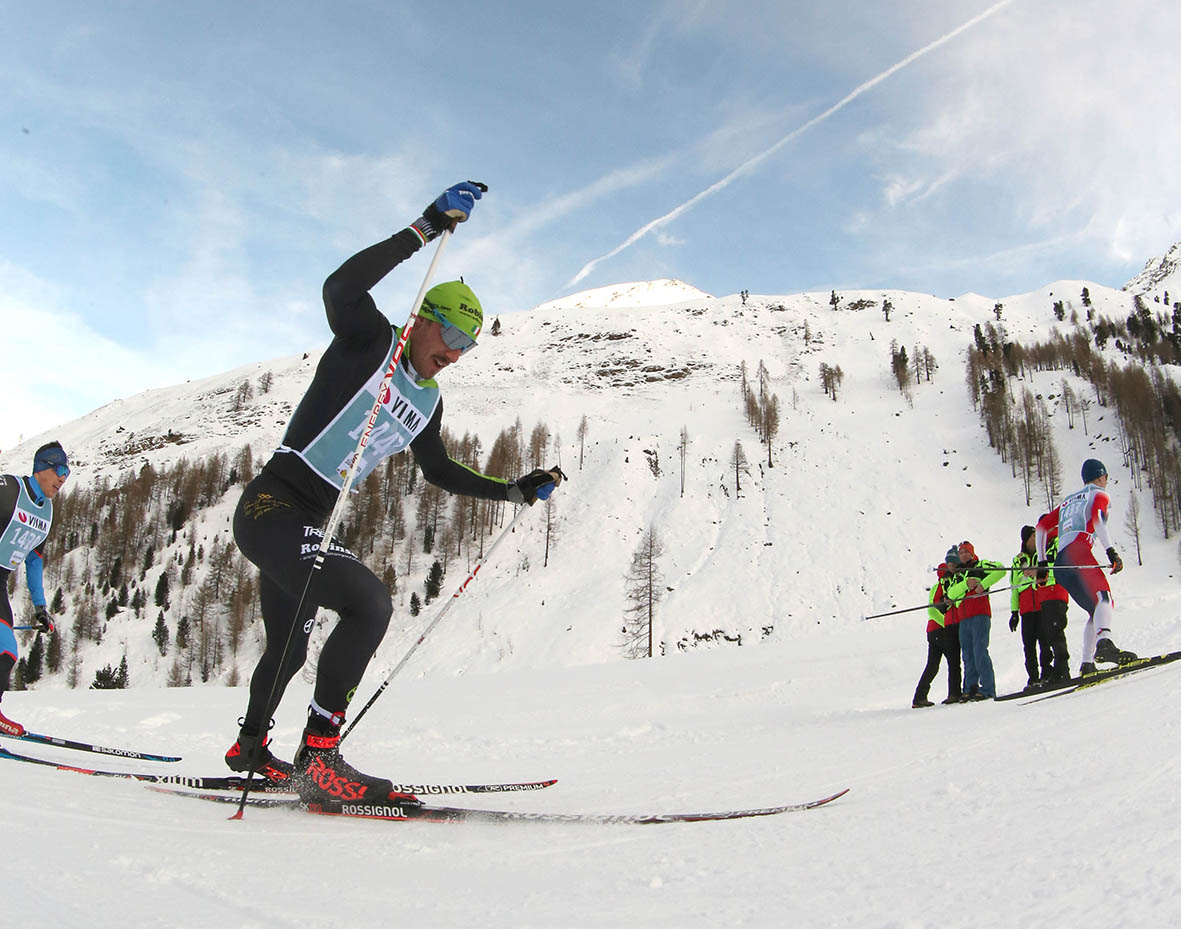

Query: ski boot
(292, 709), (420, 807)
(0, 706), (25, 737)
(225, 720), (295, 787)
(1093, 637), (1138, 666)
(1079, 662), (1098, 677)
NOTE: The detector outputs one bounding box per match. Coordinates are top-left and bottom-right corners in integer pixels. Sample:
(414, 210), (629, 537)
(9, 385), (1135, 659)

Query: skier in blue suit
(0, 441), (69, 736)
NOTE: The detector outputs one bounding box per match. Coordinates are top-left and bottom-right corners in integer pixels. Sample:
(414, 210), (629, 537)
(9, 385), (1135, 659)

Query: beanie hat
(33, 441), (69, 475)
(1081, 458), (1107, 482)
(421, 280), (483, 349)
(945, 546), (962, 568)
(1021, 525), (1036, 546)
(958, 540), (977, 562)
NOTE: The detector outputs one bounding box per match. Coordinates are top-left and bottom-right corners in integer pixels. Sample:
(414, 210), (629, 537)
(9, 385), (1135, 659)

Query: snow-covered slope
(1125, 239), (1181, 301)
(534, 277), (712, 311)
(0, 274), (1173, 689)
(3, 271), (1181, 928)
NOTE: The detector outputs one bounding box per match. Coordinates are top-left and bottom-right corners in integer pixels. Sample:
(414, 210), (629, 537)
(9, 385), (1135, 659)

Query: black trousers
(1037, 599), (1071, 680)
(1019, 610), (1054, 683)
(915, 625), (962, 702)
(233, 473), (392, 735)
(0, 581), (14, 696)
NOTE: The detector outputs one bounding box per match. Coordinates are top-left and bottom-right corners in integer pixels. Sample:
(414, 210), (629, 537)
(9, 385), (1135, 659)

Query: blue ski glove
(507, 467), (566, 506)
(414, 181), (487, 240)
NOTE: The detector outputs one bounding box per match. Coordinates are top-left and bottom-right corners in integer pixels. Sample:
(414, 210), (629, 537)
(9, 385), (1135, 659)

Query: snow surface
(3, 269), (1181, 928)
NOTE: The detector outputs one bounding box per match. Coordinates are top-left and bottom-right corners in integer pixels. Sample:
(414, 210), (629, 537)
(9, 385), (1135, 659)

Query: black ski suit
(235, 227), (511, 735)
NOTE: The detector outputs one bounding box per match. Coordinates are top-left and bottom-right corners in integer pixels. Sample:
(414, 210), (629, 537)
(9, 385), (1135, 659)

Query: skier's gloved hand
(33, 606), (54, 635)
(1106, 547), (1123, 574)
(507, 466), (566, 506)
(414, 182), (486, 241)
(1009, 611), (1019, 632)
(1036, 560), (1049, 583)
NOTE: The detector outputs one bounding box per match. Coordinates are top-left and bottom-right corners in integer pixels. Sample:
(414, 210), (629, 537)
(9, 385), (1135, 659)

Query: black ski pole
(863, 586), (1011, 621)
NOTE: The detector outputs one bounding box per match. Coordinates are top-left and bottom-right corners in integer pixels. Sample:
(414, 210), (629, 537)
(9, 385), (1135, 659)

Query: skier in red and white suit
(1035, 458), (1134, 673)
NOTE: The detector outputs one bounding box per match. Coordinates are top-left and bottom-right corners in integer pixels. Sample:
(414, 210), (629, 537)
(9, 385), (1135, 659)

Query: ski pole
(341, 501), (534, 745)
(233, 225), (457, 819)
(932, 564), (1114, 572)
(863, 586), (1012, 621)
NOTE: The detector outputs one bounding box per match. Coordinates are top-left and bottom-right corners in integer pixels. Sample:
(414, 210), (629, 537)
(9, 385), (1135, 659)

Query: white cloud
(0, 265), (180, 450)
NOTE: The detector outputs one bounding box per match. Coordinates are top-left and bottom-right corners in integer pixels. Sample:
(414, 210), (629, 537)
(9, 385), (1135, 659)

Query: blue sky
(3, 0), (1180, 450)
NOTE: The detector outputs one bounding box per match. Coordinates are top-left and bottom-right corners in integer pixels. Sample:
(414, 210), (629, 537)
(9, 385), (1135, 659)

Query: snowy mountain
(1124, 239), (1181, 302)
(1, 270), (1175, 690)
(533, 277), (712, 311)
(4, 268), (1181, 928)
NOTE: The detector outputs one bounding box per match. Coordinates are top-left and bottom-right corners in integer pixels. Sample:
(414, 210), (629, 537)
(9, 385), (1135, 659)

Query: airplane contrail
(567, 0), (1021, 288)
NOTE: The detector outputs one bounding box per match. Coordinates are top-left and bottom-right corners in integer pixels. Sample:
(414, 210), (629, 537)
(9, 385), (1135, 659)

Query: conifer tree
(622, 525), (665, 659)
(46, 628), (63, 673)
(24, 634), (44, 684)
(424, 560), (444, 603)
(153, 612), (170, 656)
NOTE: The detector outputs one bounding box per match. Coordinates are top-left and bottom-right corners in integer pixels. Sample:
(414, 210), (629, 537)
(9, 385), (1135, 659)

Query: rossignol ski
(153, 784), (850, 825)
(0, 744), (554, 794)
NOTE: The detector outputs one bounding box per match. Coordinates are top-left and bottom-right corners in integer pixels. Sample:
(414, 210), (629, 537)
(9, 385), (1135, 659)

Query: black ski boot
(225, 720), (294, 787)
(1093, 637), (1138, 666)
(292, 710), (420, 807)
(1079, 662), (1098, 676)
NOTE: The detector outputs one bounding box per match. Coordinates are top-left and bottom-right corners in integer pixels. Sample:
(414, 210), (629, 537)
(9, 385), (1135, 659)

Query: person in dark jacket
(1035, 534), (1072, 681)
(1009, 525), (1053, 689)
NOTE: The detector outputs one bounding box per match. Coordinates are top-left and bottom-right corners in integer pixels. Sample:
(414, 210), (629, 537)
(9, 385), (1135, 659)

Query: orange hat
(958, 540), (976, 562)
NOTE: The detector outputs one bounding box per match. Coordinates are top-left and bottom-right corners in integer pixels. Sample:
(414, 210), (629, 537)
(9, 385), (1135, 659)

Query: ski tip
(227, 809), (246, 822)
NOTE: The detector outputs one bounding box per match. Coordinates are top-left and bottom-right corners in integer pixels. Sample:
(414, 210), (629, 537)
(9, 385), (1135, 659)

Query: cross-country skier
(225, 183), (564, 805)
(1036, 458), (1134, 674)
(0, 442), (68, 736)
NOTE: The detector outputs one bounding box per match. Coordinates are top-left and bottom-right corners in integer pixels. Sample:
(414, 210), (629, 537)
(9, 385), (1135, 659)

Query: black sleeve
(410, 403), (510, 501)
(322, 228), (424, 340)
(0, 475), (18, 525)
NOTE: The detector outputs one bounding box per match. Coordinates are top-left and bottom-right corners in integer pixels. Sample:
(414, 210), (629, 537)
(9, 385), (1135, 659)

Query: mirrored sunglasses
(422, 305), (477, 354)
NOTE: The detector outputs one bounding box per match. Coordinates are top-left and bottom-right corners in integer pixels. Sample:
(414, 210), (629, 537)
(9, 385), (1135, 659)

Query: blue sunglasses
(421, 304), (477, 354)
